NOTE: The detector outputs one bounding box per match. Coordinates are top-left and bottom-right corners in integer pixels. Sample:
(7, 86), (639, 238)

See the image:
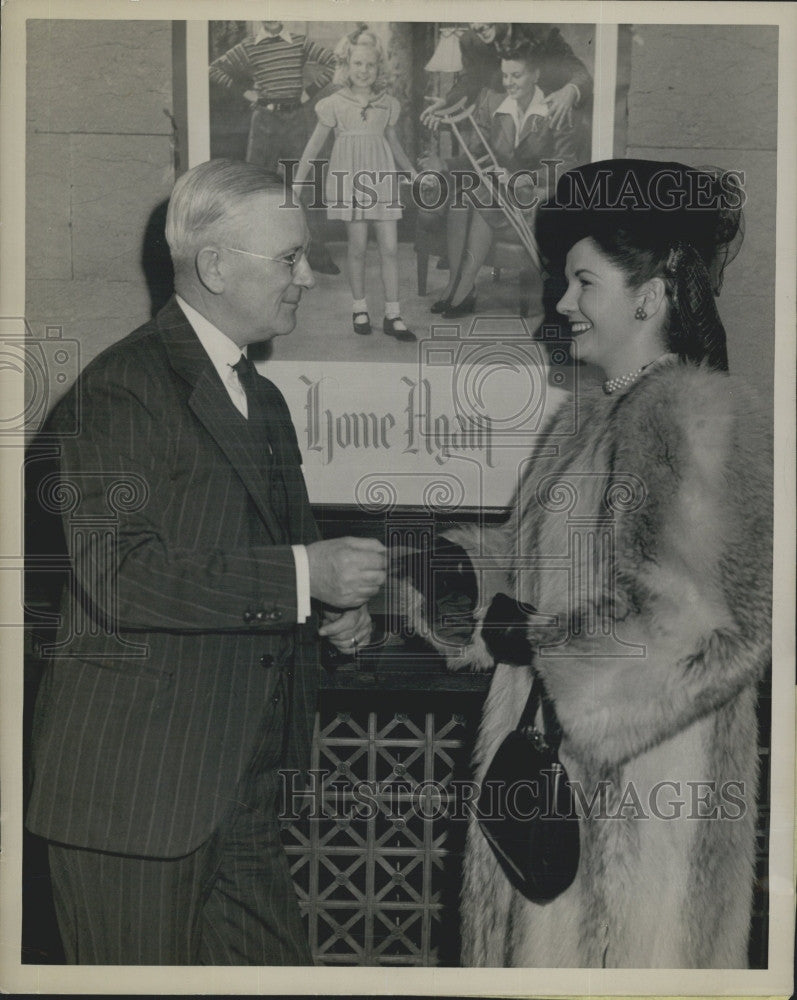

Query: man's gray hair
(165, 158), (278, 270)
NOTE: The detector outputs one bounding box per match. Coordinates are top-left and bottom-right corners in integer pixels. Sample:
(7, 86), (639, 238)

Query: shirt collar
(254, 26), (293, 44)
(175, 295), (246, 380)
(340, 86), (388, 106)
(494, 86), (549, 126)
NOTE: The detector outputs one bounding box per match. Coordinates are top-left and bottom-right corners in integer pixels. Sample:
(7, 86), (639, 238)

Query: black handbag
(475, 673), (580, 903)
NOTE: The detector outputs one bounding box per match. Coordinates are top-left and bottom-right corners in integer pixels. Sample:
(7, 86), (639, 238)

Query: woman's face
(348, 45), (379, 89)
(556, 238), (643, 374)
(501, 60), (539, 106)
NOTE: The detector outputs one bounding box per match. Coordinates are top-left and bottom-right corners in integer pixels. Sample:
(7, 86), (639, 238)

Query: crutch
(431, 98), (544, 275)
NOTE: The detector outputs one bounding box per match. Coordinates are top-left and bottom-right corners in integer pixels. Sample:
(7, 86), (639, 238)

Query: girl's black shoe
(353, 311), (372, 335)
(441, 289), (476, 319)
(430, 296), (452, 314)
(383, 316), (417, 342)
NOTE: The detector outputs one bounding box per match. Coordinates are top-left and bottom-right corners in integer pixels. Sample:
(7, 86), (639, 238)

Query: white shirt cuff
(292, 544), (312, 623)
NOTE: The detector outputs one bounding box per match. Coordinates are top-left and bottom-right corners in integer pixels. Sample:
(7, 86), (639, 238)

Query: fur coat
(410, 359), (772, 968)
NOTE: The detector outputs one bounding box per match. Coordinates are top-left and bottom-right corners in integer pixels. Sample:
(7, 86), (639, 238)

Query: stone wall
(624, 24), (778, 401)
(26, 19), (176, 406)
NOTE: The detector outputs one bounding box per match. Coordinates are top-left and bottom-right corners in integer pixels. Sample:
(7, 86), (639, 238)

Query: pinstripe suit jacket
(27, 297), (321, 859)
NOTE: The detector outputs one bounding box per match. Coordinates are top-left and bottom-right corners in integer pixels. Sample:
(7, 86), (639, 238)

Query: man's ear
(196, 247), (225, 294)
(638, 276), (667, 319)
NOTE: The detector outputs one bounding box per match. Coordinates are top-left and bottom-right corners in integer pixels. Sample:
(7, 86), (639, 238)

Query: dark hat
(537, 158), (743, 284)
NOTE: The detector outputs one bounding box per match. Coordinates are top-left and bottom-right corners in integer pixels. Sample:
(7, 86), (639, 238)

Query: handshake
(307, 535), (536, 665)
(393, 536), (479, 645)
(392, 538), (535, 665)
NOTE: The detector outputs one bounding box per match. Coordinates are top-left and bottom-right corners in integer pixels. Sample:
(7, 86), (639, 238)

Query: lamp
(424, 27), (464, 73)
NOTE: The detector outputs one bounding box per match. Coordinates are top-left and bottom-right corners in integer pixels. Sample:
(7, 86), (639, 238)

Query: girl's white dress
(315, 88), (403, 221)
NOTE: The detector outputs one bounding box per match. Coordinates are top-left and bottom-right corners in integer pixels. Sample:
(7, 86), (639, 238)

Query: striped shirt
(210, 34), (335, 102)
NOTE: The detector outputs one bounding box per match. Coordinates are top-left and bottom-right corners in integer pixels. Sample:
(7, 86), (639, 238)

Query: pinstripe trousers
(47, 673), (312, 966)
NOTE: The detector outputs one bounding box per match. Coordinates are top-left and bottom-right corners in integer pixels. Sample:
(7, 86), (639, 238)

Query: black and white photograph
(0, 0), (794, 995)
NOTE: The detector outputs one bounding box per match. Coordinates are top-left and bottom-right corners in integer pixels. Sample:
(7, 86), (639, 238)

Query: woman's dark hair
(537, 159), (744, 370)
(498, 37), (544, 73)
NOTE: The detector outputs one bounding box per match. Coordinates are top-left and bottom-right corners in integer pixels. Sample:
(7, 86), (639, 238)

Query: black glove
(392, 536), (477, 643)
(482, 592), (535, 665)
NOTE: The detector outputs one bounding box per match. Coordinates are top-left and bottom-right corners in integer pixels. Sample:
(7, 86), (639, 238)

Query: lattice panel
(281, 705), (469, 966)
(280, 693), (771, 968)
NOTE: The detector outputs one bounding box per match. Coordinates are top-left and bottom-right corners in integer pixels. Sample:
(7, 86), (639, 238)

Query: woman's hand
(318, 604), (373, 654)
(420, 97), (446, 130)
(545, 84), (578, 130)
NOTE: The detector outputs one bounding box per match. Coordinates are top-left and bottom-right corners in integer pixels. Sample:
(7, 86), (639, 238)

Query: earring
(634, 306), (648, 320)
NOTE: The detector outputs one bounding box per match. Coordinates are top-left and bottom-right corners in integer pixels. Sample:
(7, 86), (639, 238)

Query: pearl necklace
(602, 354), (674, 395)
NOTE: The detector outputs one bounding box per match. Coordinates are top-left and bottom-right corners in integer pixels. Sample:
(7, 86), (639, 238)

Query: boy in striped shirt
(211, 21), (340, 274)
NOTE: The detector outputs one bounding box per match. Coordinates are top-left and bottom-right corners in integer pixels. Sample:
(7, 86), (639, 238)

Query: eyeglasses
(222, 244), (310, 274)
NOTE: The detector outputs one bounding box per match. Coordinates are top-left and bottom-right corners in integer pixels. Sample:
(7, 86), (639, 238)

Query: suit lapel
(497, 113), (516, 152)
(517, 115), (543, 148)
(157, 298), (286, 544)
(495, 107), (546, 158)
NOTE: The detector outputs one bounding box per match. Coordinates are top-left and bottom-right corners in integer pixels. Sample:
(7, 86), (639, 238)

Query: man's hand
(306, 537), (386, 608)
(545, 84), (577, 130)
(243, 88), (259, 105)
(318, 604), (373, 653)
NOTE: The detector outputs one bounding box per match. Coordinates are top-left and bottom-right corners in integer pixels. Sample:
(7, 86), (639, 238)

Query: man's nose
(293, 254), (315, 289)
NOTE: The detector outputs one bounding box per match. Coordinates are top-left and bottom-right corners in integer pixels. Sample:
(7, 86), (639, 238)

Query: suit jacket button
(268, 609), (282, 621)
(255, 610), (267, 622)
(243, 610), (255, 624)
(260, 653), (274, 668)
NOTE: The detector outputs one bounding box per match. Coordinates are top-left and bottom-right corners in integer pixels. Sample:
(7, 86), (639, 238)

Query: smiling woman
(557, 237), (672, 379)
(399, 158), (772, 968)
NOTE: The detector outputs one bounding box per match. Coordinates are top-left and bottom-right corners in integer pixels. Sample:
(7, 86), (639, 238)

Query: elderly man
(26, 159), (385, 965)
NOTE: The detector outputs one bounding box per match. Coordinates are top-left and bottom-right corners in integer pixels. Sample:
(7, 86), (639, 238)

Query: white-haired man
(27, 159), (385, 964)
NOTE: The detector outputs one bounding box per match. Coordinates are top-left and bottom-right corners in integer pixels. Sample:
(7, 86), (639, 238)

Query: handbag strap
(517, 673), (564, 751)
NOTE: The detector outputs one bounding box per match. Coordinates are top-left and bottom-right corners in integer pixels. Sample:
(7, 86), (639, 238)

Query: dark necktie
(233, 354), (271, 456)
(232, 354), (290, 530)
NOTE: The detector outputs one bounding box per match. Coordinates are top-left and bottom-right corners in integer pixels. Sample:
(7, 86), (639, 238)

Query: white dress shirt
(493, 86), (550, 147)
(175, 295), (311, 623)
